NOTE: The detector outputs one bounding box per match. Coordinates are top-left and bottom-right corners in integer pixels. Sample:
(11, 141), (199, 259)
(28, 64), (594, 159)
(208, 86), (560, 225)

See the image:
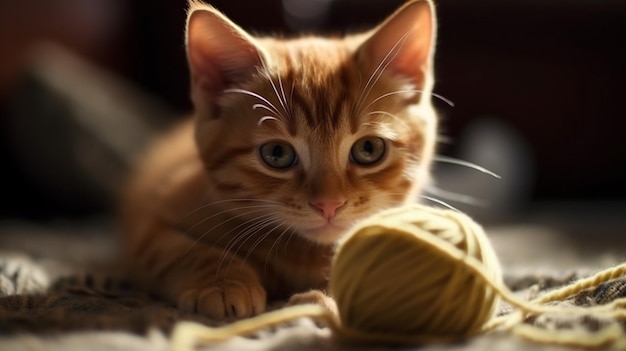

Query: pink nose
(309, 197), (346, 220)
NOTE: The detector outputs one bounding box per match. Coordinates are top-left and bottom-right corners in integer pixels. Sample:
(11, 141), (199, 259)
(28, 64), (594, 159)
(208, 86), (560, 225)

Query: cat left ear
(185, 2), (265, 99)
(356, 0), (436, 89)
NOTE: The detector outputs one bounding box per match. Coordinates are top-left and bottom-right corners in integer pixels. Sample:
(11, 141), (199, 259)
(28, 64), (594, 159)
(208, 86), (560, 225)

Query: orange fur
(120, 0), (438, 319)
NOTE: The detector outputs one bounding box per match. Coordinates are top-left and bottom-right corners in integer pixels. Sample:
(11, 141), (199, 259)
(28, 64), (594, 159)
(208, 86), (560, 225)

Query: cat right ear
(185, 1), (265, 105)
(356, 0), (436, 91)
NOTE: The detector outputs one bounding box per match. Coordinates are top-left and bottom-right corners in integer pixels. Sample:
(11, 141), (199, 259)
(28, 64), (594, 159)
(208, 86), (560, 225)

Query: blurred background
(0, 0), (625, 223)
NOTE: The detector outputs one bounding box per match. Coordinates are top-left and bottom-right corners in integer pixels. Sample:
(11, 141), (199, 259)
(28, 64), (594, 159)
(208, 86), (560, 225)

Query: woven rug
(0, 210), (624, 351)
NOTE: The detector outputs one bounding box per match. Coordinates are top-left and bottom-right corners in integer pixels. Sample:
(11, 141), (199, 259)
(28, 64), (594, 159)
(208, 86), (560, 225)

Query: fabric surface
(0, 210), (625, 351)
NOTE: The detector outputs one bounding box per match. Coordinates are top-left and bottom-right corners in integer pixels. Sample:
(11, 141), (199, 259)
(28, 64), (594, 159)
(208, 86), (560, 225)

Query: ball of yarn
(330, 204), (502, 345)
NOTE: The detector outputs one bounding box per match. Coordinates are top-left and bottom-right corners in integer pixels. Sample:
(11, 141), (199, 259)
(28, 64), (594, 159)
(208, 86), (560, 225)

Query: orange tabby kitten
(120, 0), (438, 319)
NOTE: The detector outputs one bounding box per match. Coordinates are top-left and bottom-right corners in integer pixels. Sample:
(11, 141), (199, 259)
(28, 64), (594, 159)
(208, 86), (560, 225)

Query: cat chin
(298, 223), (349, 245)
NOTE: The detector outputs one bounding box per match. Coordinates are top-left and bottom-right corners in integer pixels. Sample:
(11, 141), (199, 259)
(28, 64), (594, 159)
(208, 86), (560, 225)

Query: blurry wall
(0, 0), (625, 219)
(124, 0), (626, 199)
(0, 0), (127, 219)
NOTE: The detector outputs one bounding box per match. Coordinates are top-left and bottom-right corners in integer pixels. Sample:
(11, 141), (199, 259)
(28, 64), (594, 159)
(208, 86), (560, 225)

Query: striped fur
(121, 0), (439, 319)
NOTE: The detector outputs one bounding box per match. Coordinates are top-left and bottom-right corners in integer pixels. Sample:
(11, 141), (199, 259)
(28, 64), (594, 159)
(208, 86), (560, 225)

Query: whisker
(176, 198), (282, 223)
(420, 195), (460, 212)
(241, 220), (286, 268)
(257, 116), (279, 126)
(366, 110), (409, 129)
(289, 82), (295, 114)
(222, 216), (283, 276)
(184, 204), (281, 236)
(363, 89), (454, 112)
(265, 225), (293, 275)
(429, 92), (455, 107)
(281, 227), (298, 256)
(171, 209), (276, 270)
(252, 103), (279, 117)
(210, 214), (270, 258)
(355, 30), (412, 115)
(233, 216), (282, 259)
(434, 155), (501, 179)
(197, 209), (275, 248)
(224, 88), (283, 118)
(260, 66), (289, 118)
(277, 70), (290, 115)
(425, 185), (487, 207)
(358, 36), (408, 115)
(220, 214), (279, 252)
(214, 214), (279, 280)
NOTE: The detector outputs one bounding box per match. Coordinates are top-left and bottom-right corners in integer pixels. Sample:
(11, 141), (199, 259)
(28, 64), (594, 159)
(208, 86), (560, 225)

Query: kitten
(120, 0), (438, 319)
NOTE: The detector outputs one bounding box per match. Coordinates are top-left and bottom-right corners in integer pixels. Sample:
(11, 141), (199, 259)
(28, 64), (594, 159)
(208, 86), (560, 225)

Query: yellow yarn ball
(330, 204), (502, 345)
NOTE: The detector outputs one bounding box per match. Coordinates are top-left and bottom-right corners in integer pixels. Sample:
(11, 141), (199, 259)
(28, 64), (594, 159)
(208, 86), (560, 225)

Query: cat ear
(185, 2), (265, 99)
(356, 0), (436, 89)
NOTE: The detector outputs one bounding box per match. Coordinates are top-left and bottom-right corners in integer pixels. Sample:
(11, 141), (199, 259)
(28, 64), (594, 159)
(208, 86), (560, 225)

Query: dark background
(1, 0), (625, 220)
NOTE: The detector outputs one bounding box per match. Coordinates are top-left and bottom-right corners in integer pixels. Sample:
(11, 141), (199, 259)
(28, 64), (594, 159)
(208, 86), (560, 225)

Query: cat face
(186, 0), (437, 244)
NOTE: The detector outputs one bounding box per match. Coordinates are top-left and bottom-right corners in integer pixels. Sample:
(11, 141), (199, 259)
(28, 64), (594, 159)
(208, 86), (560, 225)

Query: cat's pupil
(272, 145), (283, 159)
(363, 140), (374, 155)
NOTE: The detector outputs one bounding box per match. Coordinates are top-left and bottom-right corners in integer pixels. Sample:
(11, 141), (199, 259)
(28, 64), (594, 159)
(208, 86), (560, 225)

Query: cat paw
(287, 289), (338, 317)
(178, 280), (266, 319)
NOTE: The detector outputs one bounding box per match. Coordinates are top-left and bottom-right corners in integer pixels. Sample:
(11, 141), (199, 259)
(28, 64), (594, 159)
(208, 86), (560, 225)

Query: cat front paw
(178, 280), (266, 319)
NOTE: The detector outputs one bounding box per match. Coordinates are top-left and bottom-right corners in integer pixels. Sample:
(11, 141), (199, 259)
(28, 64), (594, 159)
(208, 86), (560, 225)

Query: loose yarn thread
(171, 204), (626, 350)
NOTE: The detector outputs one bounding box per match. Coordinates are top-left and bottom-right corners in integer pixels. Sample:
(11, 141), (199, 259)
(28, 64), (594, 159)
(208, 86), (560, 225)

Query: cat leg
(125, 225), (266, 319)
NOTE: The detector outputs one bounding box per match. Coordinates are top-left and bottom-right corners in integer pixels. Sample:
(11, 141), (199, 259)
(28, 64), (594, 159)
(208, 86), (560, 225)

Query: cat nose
(309, 196), (346, 220)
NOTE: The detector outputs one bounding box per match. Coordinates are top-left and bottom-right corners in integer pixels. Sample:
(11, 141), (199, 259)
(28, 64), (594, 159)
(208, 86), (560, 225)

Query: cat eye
(350, 137), (386, 166)
(259, 141), (298, 169)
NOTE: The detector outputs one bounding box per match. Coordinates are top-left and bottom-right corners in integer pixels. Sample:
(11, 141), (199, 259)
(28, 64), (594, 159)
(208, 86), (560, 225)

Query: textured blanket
(0, 206), (625, 351)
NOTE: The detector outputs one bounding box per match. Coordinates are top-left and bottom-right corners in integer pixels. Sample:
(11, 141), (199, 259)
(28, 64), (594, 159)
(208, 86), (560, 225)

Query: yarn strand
(171, 305), (334, 351)
(171, 204), (626, 350)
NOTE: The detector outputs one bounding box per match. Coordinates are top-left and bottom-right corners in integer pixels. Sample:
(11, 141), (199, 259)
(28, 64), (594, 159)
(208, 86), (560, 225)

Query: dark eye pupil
(272, 145), (283, 159)
(363, 140), (373, 154)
